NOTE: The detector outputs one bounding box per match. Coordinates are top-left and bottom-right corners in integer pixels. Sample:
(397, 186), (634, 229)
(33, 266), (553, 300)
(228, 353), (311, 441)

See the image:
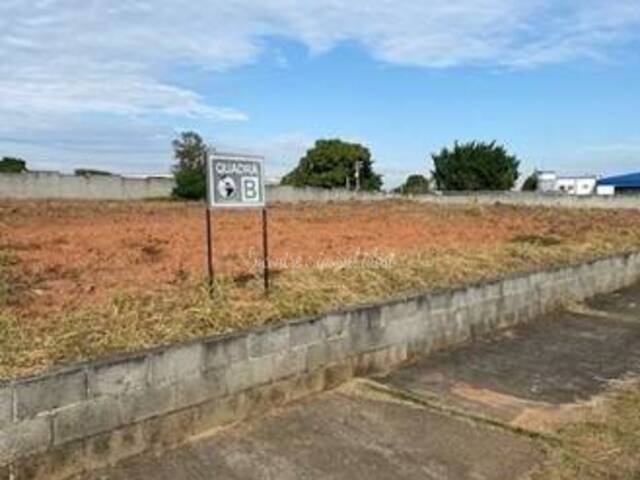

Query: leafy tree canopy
(395, 174), (431, 195)
(521, 171), (539, 191)
(431, 141), (520, 191)
(171, 131), (209, 200)
(0, 157), (27, 173)
(74, 168), (113, 176)
(282, 139), (383, 191)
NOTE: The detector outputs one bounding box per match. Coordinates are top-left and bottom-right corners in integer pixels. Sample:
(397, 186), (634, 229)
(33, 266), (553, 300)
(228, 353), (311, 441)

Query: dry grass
(535, 380), (640, 479)
(1, 217), (640, 380)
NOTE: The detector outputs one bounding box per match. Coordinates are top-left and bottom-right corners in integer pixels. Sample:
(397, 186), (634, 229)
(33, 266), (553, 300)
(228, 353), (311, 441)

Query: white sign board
(207, 152), (266, 208)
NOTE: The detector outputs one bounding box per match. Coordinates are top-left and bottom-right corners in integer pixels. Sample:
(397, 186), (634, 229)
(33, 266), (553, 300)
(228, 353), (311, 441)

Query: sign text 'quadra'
(207, 152), (266, 208)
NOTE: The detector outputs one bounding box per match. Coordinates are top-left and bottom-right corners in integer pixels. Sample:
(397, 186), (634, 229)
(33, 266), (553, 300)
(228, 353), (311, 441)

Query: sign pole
(205, 207), (214, 291)
(205, 151), (215, 292)
(261, 207), (270, 293)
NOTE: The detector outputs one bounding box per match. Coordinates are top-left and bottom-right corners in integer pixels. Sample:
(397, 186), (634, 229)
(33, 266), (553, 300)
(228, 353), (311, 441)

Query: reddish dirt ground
(0, 199), (632, 317)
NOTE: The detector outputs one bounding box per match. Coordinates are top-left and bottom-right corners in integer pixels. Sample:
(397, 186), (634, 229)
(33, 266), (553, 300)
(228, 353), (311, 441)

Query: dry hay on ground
(2, 199), (640, 378)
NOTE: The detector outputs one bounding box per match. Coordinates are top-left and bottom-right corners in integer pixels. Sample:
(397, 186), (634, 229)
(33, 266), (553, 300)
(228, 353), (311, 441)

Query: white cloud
(2, 1), (639, 112)
(1, 0), (640, 172)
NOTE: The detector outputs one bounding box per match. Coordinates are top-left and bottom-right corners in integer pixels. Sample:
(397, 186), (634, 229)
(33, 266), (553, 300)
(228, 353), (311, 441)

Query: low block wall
(418, 191), (640, 210)
(266, 185), (389, 204)
(0, 173), (388, 203)
(3, 252), (640, 479)
(0, 172), (175, 200)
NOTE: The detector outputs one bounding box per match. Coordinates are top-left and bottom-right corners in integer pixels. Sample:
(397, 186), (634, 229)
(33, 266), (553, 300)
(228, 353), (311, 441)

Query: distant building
(536, 171), (597, 196)
(597, 172), (640, 195)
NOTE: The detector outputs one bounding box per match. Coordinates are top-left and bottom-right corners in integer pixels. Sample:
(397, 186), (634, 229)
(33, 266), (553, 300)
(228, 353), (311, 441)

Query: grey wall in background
(417, 191), (640, 210)
(0, 172), (176, 200)
(4, 170), (640, 208)
(266, 185), (388, 203)
(2, 251), (640, 479)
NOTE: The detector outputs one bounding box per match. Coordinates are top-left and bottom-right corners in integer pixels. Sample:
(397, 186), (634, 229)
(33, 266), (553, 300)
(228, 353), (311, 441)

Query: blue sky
(1, 1), (640, 187)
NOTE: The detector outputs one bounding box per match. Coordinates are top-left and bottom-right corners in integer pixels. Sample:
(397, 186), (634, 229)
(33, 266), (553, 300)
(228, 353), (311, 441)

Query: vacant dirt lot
(2, 199), (640, 378)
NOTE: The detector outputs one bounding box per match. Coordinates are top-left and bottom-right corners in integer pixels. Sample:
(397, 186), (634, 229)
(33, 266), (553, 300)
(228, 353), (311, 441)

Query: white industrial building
(537, 171), (598, 196)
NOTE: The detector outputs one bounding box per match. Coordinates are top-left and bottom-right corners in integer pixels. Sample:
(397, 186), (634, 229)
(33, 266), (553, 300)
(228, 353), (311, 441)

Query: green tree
(0, 157), (27, 173)
(521, 171), (539, 191)
(74, 168), (113, 176)
(431, 141), (520, 191)
(282, 139), (383, 191)
(171, 131), (209, 200)
(395, 174), (431, 195)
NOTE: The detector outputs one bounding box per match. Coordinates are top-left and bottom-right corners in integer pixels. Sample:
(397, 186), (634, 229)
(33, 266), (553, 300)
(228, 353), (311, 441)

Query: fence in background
(3, 172), (640, 208)
(0, 172), (176, 200)
(417, 191), (640, 209)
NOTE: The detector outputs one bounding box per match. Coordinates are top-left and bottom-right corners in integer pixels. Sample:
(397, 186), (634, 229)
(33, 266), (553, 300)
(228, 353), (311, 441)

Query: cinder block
(119, 384), (176, 425)
(324, 362), (354, 390)
(379, 299), (418, 325)
(53, 396), (123, 445)
(305, 343), (327, 372)
(249, 357), (274, 386)
(271, 348), (306, 380)
(84, 422), (147, 473)
(347, 306), (386, 352)
(428, 291), (452, 313)
(0, 385), (13, 426)
(249, 325), (289, 358)
(88, 355), (148, 398)
(321, 313), (346, 339)
(150, 343), (203, 386)
(0, 415), (52, 465)
(225, 361), (256, 394)
(289, 318), (322, 348)
(380, 316), (414, 346)
(13, 438), (88, 480)
(173, 368), (227, 408)
(141, 404), (199, 451)
(15, 368), (86, 420)
(196, 393), (249, 434)
(204, 334), (248, 370)
(243, 382), (288, 419)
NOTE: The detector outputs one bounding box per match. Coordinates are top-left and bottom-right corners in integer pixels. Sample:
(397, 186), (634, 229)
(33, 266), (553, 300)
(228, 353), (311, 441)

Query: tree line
(0, 134), (534, 196)
(172, 131), (533, 199)
(0, 157), (114, 177)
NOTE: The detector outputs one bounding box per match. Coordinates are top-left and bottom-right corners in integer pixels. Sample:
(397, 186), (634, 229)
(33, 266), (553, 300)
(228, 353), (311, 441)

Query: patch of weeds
(0, 249), (20, 307)
(0, 313), (23, 378)
(511, 234), (564, 247)
(140, 244), (164, 260)
(535, 381), (640, 479)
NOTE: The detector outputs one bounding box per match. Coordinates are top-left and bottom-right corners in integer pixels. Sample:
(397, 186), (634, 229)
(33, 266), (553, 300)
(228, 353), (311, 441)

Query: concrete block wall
(266, 185), (389, 204)
(3, 172), (640, 209)
(418, 191), (640, 210)
(2, 251), (640, 479)
(0, 172), (175, 200)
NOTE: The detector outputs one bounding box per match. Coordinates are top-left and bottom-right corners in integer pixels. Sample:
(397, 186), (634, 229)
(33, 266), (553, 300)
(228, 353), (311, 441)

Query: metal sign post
(205, 150), (269, 293)
(205, 207), (214, 290)
(261, 207), (270, 292)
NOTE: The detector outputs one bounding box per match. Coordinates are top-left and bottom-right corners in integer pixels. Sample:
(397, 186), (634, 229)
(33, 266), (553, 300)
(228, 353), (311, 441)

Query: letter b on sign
(242, 177), (260, 202)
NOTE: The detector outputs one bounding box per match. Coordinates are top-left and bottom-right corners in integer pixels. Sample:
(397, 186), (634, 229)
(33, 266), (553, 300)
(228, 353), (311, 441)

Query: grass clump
(511, 234), (564, 247)
(536, 381), (640, 480)
(0, 249), (20, 308)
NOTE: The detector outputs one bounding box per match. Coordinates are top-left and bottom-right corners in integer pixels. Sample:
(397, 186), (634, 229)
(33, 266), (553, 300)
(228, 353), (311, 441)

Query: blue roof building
(597, 172), (640, 193)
